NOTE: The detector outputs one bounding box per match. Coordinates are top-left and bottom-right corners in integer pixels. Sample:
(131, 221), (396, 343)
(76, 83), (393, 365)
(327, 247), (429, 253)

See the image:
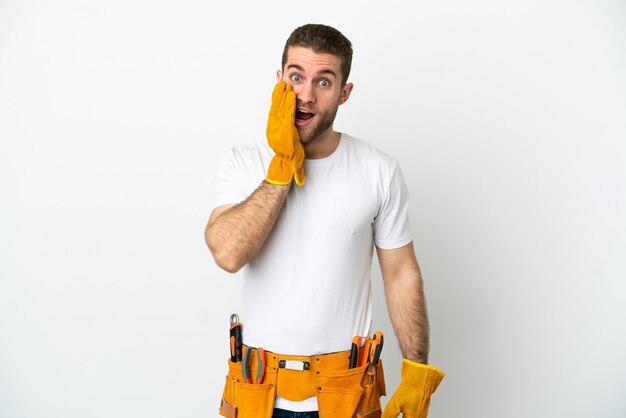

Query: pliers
(367, 331), (384, 376)
(242, 346), (266, 384)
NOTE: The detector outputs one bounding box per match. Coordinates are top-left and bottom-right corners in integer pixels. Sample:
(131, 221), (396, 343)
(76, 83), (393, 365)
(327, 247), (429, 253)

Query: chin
(297, 129), (315, 144)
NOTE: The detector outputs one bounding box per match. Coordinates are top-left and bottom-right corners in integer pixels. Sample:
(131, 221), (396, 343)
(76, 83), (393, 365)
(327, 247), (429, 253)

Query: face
(278, 46), (353, 144)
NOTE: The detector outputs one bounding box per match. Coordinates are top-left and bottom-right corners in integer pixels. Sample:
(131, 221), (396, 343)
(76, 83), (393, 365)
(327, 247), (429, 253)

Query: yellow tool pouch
(221, 358), (276, 418)
(219, 347), (386, 418)
(317, 362), (386, 418)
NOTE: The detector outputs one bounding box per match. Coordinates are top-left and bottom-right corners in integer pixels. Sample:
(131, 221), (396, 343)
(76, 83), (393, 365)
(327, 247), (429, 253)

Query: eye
(290, 74), (302, 82)
(319, 79), (330, 87)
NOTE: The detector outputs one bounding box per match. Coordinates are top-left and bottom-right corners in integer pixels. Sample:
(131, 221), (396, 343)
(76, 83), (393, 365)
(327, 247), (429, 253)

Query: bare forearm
(205, 181), (290, 272)
(384, 266), (430, 364)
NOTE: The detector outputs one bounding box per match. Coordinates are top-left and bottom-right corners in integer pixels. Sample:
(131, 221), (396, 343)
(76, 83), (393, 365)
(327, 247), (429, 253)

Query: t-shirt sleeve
(213, 148), (248, 209)
(373, 161), (413, 249)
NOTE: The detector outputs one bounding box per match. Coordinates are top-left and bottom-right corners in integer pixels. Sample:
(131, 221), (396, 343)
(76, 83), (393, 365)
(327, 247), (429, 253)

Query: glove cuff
(266, 155), (294, 185)
(267, 154), (305, 187)
(402, 359), (445, 377)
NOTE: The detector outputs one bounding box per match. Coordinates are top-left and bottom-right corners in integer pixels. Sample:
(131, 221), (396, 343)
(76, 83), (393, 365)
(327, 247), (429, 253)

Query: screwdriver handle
(349, 336), (361, 369)
(359, 337), (372, 367)
(229, 314), (242, 363)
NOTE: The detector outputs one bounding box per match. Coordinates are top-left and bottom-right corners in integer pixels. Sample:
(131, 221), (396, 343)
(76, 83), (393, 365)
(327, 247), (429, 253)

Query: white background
(1, 1), (625, 417)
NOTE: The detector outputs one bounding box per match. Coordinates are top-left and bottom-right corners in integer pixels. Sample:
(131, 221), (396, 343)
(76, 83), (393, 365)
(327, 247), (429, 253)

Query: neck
(303, 129), (341, 159)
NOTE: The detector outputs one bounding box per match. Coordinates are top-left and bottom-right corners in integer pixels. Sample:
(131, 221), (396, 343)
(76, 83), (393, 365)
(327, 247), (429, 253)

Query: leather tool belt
(219, 345), (386, 418)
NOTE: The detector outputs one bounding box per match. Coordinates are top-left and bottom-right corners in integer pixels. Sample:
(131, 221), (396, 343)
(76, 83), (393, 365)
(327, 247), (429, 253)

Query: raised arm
(205, 181), (290, 273)
(377, 241), (429, 364)
(206, 82), (305, 273)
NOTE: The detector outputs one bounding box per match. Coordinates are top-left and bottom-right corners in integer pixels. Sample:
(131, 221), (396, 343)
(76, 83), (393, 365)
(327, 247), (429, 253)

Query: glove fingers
(381, 399), (401, 418)
(271, 81), (286, 113)
(284, 89), (296, 125)
(292, 125), (300, 141)
(278, 81), (296, 122)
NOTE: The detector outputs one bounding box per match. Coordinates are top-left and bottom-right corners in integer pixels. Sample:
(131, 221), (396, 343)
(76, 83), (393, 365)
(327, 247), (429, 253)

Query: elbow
(205, 223), (247, 273)
(209, 243), (245, 273)
(206, 235), (245, 273)
(213, 251), (245, 273)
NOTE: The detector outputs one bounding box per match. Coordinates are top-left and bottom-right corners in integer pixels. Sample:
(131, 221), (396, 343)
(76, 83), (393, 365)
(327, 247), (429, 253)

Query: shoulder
(218, 141), (273, 172)
(223, 141), (272, 163)
(342, 134), (399, 172)
(215, 141), (272, 198)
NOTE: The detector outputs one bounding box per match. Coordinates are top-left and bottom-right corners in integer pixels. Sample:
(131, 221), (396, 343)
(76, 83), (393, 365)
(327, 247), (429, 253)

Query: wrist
(262, 179), (292, 191)
(406, 355), (428, 365)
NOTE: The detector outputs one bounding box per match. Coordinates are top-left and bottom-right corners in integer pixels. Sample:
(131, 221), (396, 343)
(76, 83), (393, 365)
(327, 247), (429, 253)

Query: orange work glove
(265, 81), (305, 186)
(382, 359), (445, 418)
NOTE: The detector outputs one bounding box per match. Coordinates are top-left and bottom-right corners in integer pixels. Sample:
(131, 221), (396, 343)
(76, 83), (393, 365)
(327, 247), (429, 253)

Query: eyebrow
(286, 64), (337, 78)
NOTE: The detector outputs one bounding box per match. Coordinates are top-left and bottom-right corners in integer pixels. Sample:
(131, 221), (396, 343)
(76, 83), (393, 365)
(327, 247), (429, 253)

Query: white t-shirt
(213, 133), (413, 411)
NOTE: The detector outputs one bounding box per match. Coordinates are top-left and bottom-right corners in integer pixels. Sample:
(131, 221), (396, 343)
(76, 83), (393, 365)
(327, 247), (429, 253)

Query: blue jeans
(272, 408), (319, 418)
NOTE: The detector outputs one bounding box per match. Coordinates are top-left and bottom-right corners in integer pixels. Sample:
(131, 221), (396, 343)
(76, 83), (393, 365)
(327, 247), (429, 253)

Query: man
(205, 24), (444, 418)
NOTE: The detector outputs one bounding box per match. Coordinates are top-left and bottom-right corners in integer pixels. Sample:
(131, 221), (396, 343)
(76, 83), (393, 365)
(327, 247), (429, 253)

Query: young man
(206, 24), (444, 418)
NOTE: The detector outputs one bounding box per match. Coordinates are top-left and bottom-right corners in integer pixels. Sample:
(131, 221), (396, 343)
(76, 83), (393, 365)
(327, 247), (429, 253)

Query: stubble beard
(298, 102), (339, 145)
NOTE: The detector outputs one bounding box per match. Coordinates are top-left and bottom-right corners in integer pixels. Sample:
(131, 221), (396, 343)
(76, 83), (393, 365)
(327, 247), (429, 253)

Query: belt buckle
(279, 359), (311, 371)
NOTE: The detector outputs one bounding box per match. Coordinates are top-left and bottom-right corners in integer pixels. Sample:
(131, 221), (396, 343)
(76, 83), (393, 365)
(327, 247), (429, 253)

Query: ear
(276, 70), (283, 82)
(338, 82), (354, 105)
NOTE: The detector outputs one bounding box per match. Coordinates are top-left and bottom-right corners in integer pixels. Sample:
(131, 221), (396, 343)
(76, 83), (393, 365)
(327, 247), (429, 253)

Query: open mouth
(296, 109), (315, 125)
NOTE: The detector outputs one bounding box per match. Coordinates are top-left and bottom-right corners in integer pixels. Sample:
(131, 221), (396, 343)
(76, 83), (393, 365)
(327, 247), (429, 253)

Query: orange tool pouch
(219, 346), (386, 418)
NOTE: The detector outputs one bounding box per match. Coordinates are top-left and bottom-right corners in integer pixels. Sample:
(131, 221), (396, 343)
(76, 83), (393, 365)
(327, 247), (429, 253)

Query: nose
(293, 81), (315, 105)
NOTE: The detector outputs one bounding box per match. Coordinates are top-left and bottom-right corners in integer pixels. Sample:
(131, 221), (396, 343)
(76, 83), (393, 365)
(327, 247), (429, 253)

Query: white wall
(1, 1), (625, 417)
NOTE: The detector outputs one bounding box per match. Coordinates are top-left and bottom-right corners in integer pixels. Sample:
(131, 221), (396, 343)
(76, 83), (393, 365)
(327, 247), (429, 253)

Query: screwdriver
(359, 337), (372, 367)
(229, 313), (242, 363)
(349, 336), (361, 369)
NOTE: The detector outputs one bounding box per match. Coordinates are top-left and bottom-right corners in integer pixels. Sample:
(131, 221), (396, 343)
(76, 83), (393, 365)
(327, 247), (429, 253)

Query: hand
(382, 359), (445, 418)
(265, 81), (305, 186)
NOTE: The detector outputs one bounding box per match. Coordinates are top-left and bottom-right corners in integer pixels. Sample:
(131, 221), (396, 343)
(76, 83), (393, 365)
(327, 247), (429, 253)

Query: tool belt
(219, 345), (386, 418)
